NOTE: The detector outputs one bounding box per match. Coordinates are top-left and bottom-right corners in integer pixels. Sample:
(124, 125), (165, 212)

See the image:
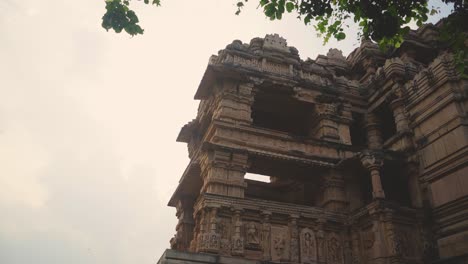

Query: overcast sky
(0, 1), (451, 264)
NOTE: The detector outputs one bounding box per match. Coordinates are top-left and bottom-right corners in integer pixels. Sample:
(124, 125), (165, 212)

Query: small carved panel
(271, 225), (290, 262)
(394, 225), (418, 258)
(326, 233), (343, 264)
(231, 236), (244, 255)
(245, 221), (261, 250)
(300, 228), (317, 263)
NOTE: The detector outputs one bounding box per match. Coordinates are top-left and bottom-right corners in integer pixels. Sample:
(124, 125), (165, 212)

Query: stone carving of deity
(246, 222), (260, 245)
(327, 234), (343, 264)
(300, 228), (317, 263)
(273, 234), (286, 258)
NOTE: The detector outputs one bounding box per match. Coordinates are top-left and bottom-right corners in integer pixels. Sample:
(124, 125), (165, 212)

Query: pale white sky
(0, 1), (451, 263)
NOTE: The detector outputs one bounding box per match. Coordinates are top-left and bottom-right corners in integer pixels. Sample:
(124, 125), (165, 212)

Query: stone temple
(158, 26), (468, 264)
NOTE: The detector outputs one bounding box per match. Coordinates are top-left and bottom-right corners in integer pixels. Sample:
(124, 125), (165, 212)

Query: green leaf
(336, 32), (346, 40)
(286, 2), (294, 12)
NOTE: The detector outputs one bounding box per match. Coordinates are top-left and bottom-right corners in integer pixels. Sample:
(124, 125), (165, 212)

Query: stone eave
(168, 161), (202, 207)
(176, 119), (198, 143)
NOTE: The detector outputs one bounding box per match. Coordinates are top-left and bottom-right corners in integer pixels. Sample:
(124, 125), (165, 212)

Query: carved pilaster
(389, 86), (415, 151)
(196, 208), (209, 252)
(289, 215), (300, 263)
(313, 103), (341, 142)
(360, 152), (386, 199)
(231, 209), (244, 256)
(316, 219), (326, 263)
(199, 150), (249, 198)
(200, 207), (221, 253)
(171, 197), (195, 251)
(321, 169), (348, 211)
(261, 211), (272, 261)
(212, 81), (254, 125)
(350, 228), (361, 264)
(368, 204), (388, 263)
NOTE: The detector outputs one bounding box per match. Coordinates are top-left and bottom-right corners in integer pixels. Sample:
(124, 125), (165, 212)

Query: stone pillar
(313, 103), (341, 142)
(261, 211), (272, 261)
(389, 88), (414, 151)
(171, 197), (195, 251)
(212, 81), (254, 126)
(321, 169), (348, 211)
(360, 152), (385, 199)
(199, 150), (249, 198)
(389, 98), (409, 132)
(365, 113), (383, 149)
(289, 215), (300, 263)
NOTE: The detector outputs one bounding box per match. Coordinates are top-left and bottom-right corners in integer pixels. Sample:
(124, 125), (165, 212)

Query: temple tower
(159, 28), (468, 264)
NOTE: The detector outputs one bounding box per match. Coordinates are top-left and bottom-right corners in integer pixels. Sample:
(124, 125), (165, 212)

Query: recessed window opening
(350, 112), (367, 147)
(244, 156), (324, 206)
(381, 162), (411, 207)
(375, 104), (397, 142)
(251, 90), (315, 137)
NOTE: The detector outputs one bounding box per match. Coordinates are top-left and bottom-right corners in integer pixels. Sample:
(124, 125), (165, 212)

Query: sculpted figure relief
(231, 217), (244, 256)
(271, 226), (290, 262)
(246, 222), (260, 245)
(327, 233), (343, 264)
(273, 234), (286, 259)
(300, 228), (317, 263)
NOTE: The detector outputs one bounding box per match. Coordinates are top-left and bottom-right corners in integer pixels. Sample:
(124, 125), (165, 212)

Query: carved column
(261, 211), (272, 261)
(360, 152), (385, 199)
(212, 81), (254, 125)
(365, 113), (383, 149)
(289, 215), (300, 263)
(171, 197), (195, 251)
(231, 209), (244, 256)
(321, 169), (348, 211)
(199, 150), (249, 198)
